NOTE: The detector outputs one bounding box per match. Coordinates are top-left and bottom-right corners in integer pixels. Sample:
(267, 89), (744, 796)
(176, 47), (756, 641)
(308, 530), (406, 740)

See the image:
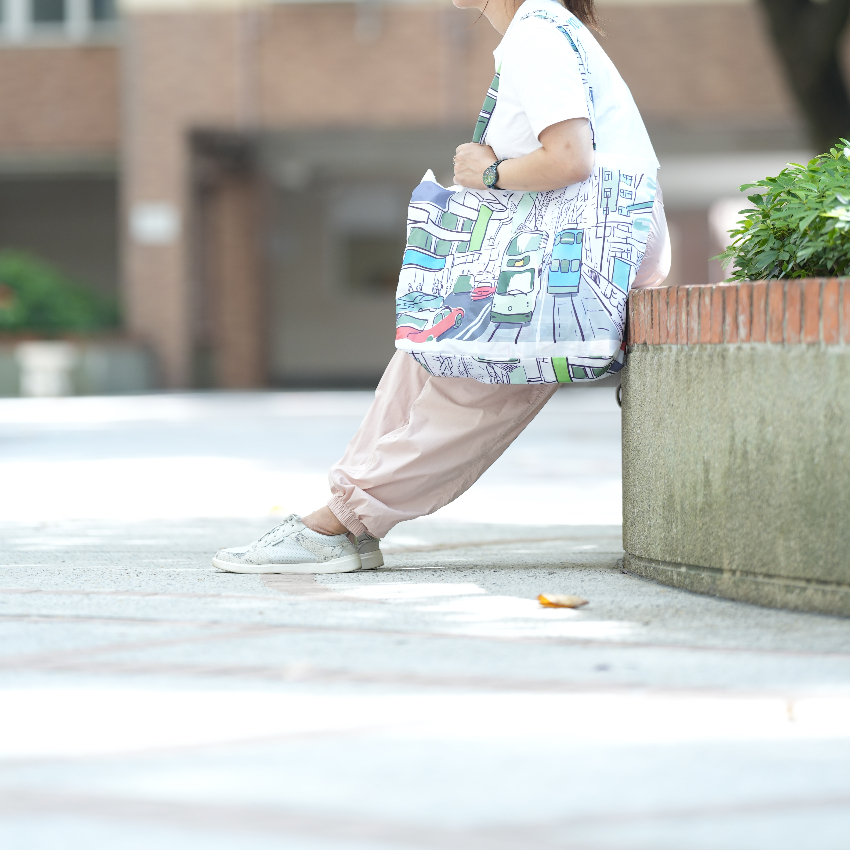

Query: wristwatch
(483, 158), (506, 189)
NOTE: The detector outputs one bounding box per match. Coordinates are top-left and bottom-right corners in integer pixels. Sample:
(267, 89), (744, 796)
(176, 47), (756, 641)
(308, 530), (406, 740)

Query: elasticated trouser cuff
(327, 494), (370, 537)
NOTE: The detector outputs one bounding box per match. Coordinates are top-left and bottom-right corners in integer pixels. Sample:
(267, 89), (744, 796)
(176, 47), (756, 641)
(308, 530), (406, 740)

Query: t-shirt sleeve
(506, 18), (590, 140)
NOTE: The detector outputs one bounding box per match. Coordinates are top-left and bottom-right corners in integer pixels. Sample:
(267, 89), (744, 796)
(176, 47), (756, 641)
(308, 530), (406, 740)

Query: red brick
(823, 278), (839, 344)
(688, 287), (700, 344)
(737, 283), (752, 342)
(802, 278), (820, 343)
(710, 286), (723, 343)
(651, 288), (661, 345)
(659, 288), (669, 344)
(677, 287), (688, 344)
(627, 294), (638, 344)
(667, 287), (678, 343)
(676, 289), (684, 343)
(751, 282), (767, 342)
(636, 292), (646, 345)
(767, 280), (784, 343)
(785, 279), (801, 344)
(723, 285), (738, 343)
(699, 286), (712, 343)
(844, 280), (850, 344)
(626, 290), (640, 345)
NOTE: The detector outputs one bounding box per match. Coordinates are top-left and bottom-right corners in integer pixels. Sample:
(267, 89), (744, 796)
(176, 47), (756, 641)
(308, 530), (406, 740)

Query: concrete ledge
(623, 552), (850, 618)
(622, 279), (850, 617)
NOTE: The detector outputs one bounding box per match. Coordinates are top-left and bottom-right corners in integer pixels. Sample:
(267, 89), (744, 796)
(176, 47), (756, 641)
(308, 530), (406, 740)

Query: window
(1, 0), (116, 41)
(90, 0), (115, 21)
(32, 0), (64, 23)
(344, 234), (405, 294)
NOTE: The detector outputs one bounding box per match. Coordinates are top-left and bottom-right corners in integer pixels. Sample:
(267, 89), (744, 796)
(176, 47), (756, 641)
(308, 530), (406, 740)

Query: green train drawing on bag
(489, 230), (546, 324)
(547, 228), (583, 295)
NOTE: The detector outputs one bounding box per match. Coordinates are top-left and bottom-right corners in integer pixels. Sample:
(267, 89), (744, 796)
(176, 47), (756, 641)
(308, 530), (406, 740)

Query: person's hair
(559, 0), (603, 34)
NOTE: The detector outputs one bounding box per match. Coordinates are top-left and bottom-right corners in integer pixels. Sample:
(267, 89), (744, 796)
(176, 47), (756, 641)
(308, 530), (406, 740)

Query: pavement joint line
(3, 788), (850, 850)
(0, 789), (592, 850)
(2, 658), (848, 700)
(0, 722), (416, 769)
(0, 585), (383, 605)
(0, 625), (278, 668)
(0, 587), (303, 603)
(380, 535), (623, 555)
(1, 611), (850, 658)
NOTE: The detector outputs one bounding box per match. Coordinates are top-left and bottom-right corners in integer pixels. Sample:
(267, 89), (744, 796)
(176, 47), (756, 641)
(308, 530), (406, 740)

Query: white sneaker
(356, 533), (384, 570)
(212, 515), (362, 574)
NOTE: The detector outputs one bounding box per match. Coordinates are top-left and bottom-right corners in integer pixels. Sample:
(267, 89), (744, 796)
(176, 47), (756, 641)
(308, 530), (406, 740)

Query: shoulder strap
(471, 12), (597, 151)
(522, 10), (597, 150)
(472, 66), (500, 144)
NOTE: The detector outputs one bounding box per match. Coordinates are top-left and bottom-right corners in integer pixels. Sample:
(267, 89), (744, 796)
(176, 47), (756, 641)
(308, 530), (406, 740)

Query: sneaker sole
(212, 553), (363, 575)
(359, 550), (384, 571)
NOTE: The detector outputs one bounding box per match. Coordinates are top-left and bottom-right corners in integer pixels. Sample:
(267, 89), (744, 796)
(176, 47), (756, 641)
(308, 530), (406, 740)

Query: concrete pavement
(1, 387), (849, 849)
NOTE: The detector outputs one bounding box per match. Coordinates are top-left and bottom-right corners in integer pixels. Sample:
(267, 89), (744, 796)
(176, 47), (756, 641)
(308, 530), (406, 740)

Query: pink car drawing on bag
(471, 285), (497, 301)
(396, 306), (465, 342)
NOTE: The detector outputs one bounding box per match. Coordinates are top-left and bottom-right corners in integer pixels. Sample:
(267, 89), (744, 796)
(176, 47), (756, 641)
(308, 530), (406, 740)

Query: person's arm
(452, 117), (594, 192)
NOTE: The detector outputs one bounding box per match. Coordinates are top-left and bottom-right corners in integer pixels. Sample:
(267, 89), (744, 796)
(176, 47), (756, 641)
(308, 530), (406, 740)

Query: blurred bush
(0, 251), (119, 335)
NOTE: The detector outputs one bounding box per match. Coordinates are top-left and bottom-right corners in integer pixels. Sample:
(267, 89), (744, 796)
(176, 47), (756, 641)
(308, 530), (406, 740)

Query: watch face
(483, 165), (497, 188)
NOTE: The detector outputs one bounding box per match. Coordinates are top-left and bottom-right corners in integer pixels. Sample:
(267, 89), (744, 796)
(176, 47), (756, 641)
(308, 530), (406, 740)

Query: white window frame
(1, 0), (118, 43)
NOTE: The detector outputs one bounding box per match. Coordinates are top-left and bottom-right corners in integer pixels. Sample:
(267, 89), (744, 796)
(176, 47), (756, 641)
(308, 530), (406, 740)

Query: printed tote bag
(394, 9), (658, 385)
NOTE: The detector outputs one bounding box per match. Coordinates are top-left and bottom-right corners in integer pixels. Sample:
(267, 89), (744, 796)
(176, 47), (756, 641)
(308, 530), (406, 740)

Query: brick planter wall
(621, 278), (850, 617)
(627, 278), (850, 348)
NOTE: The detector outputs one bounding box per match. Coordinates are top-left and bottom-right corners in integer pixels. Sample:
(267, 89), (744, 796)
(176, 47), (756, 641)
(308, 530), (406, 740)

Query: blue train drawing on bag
(548, 229), (583, 295)
(393, 7), (658, 385)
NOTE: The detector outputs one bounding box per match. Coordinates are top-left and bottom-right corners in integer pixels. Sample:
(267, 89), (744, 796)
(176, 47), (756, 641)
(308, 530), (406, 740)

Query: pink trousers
(327, 187), (671, 539)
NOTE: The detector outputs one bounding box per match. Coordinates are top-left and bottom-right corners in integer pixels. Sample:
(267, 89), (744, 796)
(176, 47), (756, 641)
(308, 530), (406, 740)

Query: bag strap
(472, 66), (500, 144)
(471, 11), (597, 151)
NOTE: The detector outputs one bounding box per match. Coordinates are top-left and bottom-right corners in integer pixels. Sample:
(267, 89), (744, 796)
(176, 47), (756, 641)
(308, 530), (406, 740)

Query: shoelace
(256, 515), (300, 546)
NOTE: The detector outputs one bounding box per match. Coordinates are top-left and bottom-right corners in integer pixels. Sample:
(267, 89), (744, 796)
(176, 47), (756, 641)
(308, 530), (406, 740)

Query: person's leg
(326, 354), (558, 539)
(303, 351), (431, 536)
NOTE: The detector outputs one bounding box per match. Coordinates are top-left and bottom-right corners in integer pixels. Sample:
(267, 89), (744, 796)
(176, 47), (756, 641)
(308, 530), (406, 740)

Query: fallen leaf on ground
(537, 593), (589, 608)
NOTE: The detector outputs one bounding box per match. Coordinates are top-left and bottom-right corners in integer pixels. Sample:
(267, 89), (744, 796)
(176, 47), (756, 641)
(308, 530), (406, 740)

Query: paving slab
(0, 388), (849, 849)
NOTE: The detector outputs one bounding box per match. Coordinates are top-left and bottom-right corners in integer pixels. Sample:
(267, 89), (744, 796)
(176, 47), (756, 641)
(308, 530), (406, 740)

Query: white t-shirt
(486, 0), (658, 167)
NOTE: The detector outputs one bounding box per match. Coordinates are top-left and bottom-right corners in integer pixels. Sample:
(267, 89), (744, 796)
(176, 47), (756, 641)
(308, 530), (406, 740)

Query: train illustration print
(547, 228), (583, 295)
(489, 230), (546, 325)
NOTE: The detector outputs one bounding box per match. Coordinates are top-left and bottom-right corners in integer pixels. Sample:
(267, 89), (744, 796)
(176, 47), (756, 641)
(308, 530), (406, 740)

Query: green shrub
(0, 251), (119, 334)
(717, 140), (850, 281)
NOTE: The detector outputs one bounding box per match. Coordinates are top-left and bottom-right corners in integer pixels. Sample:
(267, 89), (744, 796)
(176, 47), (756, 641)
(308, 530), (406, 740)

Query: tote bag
(394, 9), (658, 385)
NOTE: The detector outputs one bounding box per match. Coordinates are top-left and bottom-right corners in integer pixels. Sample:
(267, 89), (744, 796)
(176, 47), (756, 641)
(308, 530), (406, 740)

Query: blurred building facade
(0, 0), (823, 387)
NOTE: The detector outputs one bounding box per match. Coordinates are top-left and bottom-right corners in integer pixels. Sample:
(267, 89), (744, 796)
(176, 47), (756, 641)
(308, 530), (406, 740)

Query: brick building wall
(0, 45), (119, 155)
(0, 0), (826, 387)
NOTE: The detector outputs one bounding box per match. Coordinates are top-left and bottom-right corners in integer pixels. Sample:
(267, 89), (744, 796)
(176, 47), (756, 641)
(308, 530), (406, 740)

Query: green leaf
(719, 142), (850, 280)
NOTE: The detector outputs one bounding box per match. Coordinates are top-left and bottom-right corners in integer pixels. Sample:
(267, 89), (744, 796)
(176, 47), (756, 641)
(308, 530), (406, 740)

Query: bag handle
(471, 11), (597, 151)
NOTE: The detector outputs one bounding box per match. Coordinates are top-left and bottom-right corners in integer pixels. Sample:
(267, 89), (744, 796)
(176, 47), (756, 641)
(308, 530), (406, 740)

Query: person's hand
(453, 143), (498, 189)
